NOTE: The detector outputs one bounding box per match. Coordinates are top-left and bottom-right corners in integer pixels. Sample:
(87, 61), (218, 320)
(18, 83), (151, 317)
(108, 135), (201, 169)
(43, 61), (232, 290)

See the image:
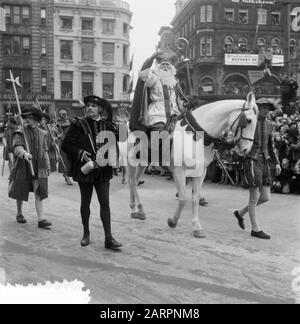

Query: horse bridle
(229, 103), (255, 144)
(179, 102), (256, 147)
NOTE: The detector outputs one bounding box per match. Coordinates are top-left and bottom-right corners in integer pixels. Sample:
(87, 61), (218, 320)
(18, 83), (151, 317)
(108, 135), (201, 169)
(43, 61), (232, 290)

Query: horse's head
(229, 92), (258, 156)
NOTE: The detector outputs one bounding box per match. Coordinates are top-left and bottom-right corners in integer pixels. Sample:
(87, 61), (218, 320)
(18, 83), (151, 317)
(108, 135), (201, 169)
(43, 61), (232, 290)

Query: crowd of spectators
(206, 100), (300, 195)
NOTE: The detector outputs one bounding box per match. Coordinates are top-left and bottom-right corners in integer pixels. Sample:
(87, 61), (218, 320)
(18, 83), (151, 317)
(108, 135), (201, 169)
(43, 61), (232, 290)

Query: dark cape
(9, 126), (49, 201)
(61, 117), (117, 184)
(129, 57), (153, 132)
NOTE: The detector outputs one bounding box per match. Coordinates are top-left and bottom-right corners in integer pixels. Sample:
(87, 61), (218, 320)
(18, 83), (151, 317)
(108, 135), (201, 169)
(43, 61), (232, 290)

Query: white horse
(124, 92), (258, 238)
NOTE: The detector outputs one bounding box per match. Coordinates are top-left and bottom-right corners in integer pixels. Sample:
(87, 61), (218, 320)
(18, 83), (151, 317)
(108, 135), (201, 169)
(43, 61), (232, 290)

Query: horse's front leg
(128, 164), (147, 220)
(192, 178), (206, 238)
(199, 166), (209, 206)
(168, 167), (187, 229)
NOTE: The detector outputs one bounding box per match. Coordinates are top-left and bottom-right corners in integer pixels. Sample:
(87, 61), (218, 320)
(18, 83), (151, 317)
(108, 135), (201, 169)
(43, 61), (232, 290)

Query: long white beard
(157, 69), (177, 87)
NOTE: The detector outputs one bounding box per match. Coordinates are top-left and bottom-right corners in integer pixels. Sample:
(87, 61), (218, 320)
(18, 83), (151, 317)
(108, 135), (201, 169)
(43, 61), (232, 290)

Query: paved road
(0, 146), (299, 304)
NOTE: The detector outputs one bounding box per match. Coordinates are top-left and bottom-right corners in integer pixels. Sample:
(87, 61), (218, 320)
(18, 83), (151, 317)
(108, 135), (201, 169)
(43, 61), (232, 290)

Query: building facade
(54, 0), (132, 117)
(171, 0), (300, 102)
(0, 0), (54, 119)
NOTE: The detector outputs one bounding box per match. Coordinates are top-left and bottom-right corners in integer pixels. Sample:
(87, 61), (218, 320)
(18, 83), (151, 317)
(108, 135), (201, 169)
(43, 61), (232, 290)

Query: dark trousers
(78, 181), (112, 240)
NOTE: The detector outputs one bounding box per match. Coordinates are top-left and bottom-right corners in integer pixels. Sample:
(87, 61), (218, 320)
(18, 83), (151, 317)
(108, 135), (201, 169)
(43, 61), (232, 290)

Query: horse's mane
(195, 100), (246, 113)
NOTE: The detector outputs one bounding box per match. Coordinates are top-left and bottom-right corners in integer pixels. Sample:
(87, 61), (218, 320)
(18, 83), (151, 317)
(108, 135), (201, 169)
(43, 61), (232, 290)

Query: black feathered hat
(83, 95), (113, 121)
(21, 106), (43, 122)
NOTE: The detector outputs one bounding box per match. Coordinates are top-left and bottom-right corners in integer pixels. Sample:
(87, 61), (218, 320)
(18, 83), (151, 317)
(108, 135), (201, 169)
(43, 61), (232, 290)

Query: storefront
(0, 92), (55, 120)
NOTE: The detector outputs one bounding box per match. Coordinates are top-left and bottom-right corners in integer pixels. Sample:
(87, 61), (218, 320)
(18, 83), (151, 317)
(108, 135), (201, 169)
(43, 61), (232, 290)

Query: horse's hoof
(193, 230), (206, 239)
(168, 218), (177, 229)
(131, 212), (146, 221)
(199, 198), (208, 206)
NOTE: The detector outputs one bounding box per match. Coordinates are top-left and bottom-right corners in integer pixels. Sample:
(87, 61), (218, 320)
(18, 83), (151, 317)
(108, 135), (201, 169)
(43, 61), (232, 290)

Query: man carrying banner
(8, 106), (52, 229)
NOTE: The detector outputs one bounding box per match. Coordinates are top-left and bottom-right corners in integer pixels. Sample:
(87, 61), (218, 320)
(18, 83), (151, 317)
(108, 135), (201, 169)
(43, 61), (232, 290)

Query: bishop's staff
(7, 70), (35, 176)
(176, 37), (193, 97)
(33, 95), (67, 173)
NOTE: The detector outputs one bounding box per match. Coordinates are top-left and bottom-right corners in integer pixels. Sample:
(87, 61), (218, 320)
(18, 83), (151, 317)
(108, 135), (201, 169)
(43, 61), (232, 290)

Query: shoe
(80, 234), (90, 247)
(16, 215), (27, 224)
(251, 231), (271, 240)
(234, 210), (245, 230)
(38, 219), (52, 229)
(199, 198), (208, 206)
(105, 238), (122, 251)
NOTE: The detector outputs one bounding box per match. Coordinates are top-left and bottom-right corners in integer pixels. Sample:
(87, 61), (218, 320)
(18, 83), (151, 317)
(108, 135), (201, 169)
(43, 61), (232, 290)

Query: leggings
(78, 181), (112, 240)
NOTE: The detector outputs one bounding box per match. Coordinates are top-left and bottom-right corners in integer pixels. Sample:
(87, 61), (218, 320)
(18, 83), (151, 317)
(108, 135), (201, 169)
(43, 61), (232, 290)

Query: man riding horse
(130, 49), (187, 135)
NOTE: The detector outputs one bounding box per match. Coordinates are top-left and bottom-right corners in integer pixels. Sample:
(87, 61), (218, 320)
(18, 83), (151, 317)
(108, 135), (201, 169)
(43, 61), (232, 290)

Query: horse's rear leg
(168, 167), (186, 229)
(192, 178), (206, 238)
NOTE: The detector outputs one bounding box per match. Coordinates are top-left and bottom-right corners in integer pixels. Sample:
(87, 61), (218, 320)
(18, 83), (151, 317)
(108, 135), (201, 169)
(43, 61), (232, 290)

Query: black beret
(84, 96), (109, 108)
(83, 95), (113, 121)
(256, 98), (277, 111)
(21, 106), (43, 122)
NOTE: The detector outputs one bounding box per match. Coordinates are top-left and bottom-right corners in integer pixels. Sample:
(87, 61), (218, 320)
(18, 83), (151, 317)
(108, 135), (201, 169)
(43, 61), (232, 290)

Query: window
(102, 43), (114, 63)
(123, 74), (130, 92)
(13, 36), (21, 56)
(258, 8), (267, 25)
(102, 19), (115, 33)
(223, 75), (250, 95)
(200, 36), (212, 56)
(22, 70), (31, 92)
(189, 43), (195, 60)
(271, 38), (282, 54)
(5, 5), (30, 25)
(61, 17), (73, 29)
(290, 39), (297, 58)
(184, 23), (188, 37)
(61, 72), (73, 99)
(13, 6), (20, 24)
(4, 6), (11, 24)
(271, 12), (280, 25)
(22, 37), (30, 56)
(41, 8), (46, 25)
(123, 23), (129, 35)
(82, 72), (94, 97)
(200, 5), (212, 23)
(199, 77), (214, 95)
(41, 37), (46, 56)
(257, 38), (266, 47)
(2, 36), (31, 56)
(41, 70), (47, 93)
(238, 9), (248, 24)
(103, 73), (114, 99)
(22, 6), (30, 25)
(60, 40), (73, 60)
(238, 37), (248, 53)
(81, 38), (94, 62)
(224, 8), (234, 23)
(82, 19), (93, 31)
(224, 36), (234, 53)
(123, 45), (129, 65)
(3, 37), (11, 56)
